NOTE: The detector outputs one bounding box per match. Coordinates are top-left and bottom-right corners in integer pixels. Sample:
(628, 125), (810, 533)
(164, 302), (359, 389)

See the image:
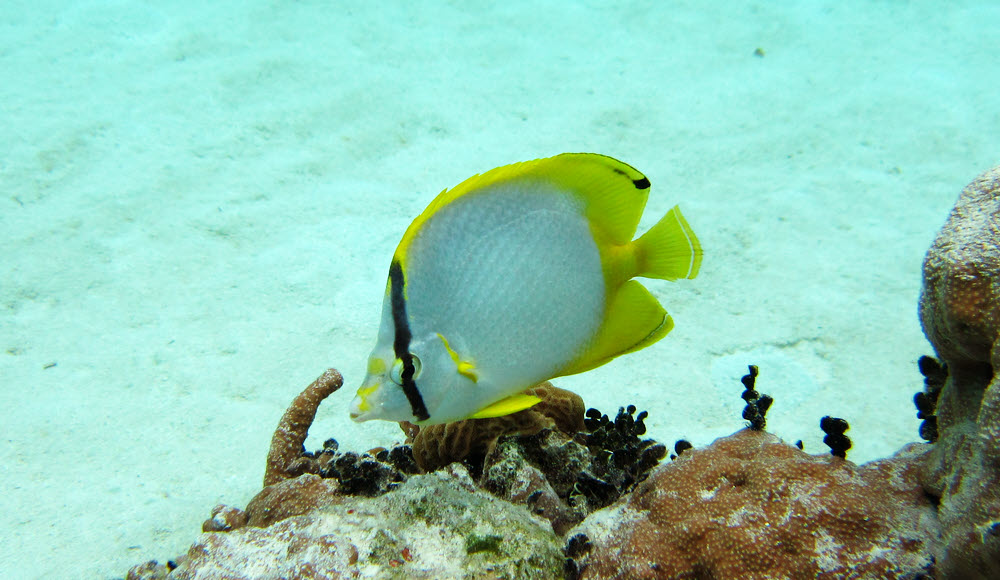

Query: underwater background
(2, 0), (999, 577)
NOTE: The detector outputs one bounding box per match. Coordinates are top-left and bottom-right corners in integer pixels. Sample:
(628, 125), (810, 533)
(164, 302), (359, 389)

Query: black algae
(820, 416), (852, 459)
(915, 355), (946, 443)
(312, 438), (420, 496)
(564, 533), (593, 579)
(574, 405), (666, 510)
(740, 365), (772, 431)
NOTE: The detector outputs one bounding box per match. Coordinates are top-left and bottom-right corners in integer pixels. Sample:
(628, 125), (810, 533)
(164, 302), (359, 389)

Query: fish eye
(389, 355), (421, 385)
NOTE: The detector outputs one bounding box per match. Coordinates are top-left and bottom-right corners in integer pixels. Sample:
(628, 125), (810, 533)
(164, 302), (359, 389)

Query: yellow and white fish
(349, 153), (701, 425)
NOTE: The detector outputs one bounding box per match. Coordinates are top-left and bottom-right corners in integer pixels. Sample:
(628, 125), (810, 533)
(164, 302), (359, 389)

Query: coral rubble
(919, 164), (1000, 579)
(570, 429), (940, 580)
(163, 466), (566, 580)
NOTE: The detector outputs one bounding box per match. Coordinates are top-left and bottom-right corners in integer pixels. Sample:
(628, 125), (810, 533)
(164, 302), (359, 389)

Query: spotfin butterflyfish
(348, 153), (702, 425)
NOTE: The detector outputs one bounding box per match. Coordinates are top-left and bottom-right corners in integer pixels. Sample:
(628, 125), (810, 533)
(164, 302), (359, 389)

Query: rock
(153, 466), (566, 579)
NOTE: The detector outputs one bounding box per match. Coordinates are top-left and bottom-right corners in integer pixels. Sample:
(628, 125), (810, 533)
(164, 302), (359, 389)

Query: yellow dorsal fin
(396, 153), (652, 259)
(559, 280), (675, 376)
(437, 333), (478, 382)
(469, 392), (543, 419)
(634, 205), (702, 280)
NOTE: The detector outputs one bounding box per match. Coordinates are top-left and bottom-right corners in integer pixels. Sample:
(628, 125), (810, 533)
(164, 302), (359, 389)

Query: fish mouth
(348, 396), (369, 422)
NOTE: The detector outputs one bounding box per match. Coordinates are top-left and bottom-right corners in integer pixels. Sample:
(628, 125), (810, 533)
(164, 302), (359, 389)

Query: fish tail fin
(634, 205), (702, 280)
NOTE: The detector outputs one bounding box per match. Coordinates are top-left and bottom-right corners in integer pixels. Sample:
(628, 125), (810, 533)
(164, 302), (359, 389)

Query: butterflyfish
(348, 153), (702, 425)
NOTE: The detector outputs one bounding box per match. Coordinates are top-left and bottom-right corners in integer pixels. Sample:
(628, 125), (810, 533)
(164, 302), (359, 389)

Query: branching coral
(263, 368), (343, 486)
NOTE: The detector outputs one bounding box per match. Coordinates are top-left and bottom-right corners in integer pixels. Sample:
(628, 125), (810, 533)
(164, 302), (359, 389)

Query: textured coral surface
(920, 165), (1000, 370)
(573, 429), (939, 580)
(264, 369), (343, 486)
(919, 164), (1000, 579)
(404, 381), (585, 472)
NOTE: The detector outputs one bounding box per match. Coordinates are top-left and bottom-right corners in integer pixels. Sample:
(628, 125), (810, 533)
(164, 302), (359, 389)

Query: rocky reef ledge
(128, 165), (1000, 580)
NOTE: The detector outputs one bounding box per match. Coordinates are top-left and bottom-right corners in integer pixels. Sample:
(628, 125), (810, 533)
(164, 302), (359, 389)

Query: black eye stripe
(388, 261), (430, 422)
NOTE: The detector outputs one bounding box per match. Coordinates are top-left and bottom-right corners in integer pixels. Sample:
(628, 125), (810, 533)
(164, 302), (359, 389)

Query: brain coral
(919, 164), (1000, 579)
(403, 381), (585, 472)
(571, 429), (939, 580)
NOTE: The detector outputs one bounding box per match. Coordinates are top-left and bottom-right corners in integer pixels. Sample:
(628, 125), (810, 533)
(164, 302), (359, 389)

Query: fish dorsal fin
(469, 392), (543, 419)
(396, 153), (651, 259)
(536, 153), (652, 245)
(437, 333), (478, 382)
(559, 280), (675, 376)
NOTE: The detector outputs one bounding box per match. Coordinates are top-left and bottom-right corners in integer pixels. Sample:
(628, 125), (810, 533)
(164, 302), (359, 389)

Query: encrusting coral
(569, 429), (940, 580)
(918, 164), (1000, 579)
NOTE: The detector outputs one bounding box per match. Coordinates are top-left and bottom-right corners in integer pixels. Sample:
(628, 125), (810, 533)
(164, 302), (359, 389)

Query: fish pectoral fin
(469, 392), (543, 419)
(560, 280), (675, 376)
(437, 333), (479, 382)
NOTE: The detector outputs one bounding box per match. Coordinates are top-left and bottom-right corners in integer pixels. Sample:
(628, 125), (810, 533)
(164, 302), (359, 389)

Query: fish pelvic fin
(469, 392), (543, 419)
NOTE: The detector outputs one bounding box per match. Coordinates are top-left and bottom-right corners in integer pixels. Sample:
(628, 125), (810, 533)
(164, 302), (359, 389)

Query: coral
(403, 381), (586, 473)
(245, 474), (345, 528)
(570, 429), (940, 580)
(918, 165), (1000, 579)
(919, 165), (1000, 369)
(152, 466), (566, 580)
(263, 368), (343, 486)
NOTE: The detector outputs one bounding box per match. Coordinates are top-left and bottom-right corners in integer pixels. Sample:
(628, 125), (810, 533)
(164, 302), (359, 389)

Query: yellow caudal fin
(559, 280), (675, 377)
(635, 205), (702, 280)
(469, 392), (543, 419)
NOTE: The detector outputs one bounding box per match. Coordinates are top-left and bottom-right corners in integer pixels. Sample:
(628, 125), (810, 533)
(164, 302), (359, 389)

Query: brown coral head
(919, 165), (1000, 367)
(402, 382), (586, 473)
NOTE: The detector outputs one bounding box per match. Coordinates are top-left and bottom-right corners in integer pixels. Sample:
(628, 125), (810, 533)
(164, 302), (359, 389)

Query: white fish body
(349, 153), (701, 425)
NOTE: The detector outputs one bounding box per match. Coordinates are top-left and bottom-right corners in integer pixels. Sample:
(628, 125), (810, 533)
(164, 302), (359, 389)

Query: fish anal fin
(470, 393), (543, 419)
(560, 280), (675, 376)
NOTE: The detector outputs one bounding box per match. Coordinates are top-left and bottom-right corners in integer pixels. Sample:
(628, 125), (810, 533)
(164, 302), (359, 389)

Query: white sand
(2, 1), (998, 577)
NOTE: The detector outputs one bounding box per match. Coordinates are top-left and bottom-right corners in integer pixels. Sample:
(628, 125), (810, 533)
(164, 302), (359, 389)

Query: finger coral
(263, 368), (343, 486)
(570, 429), (940, 580)
(919, 164), (1000, 579)
(403, 381), (586, 472)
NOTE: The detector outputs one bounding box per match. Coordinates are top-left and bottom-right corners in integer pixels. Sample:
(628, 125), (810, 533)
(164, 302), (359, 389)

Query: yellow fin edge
(470, 393), (543, 419)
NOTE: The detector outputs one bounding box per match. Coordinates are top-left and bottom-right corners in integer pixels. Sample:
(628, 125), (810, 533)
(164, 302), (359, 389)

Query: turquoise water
(2, 1), (998, 577)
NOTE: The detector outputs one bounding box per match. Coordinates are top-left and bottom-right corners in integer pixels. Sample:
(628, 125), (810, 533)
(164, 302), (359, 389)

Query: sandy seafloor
(2, 0), (999, 577)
